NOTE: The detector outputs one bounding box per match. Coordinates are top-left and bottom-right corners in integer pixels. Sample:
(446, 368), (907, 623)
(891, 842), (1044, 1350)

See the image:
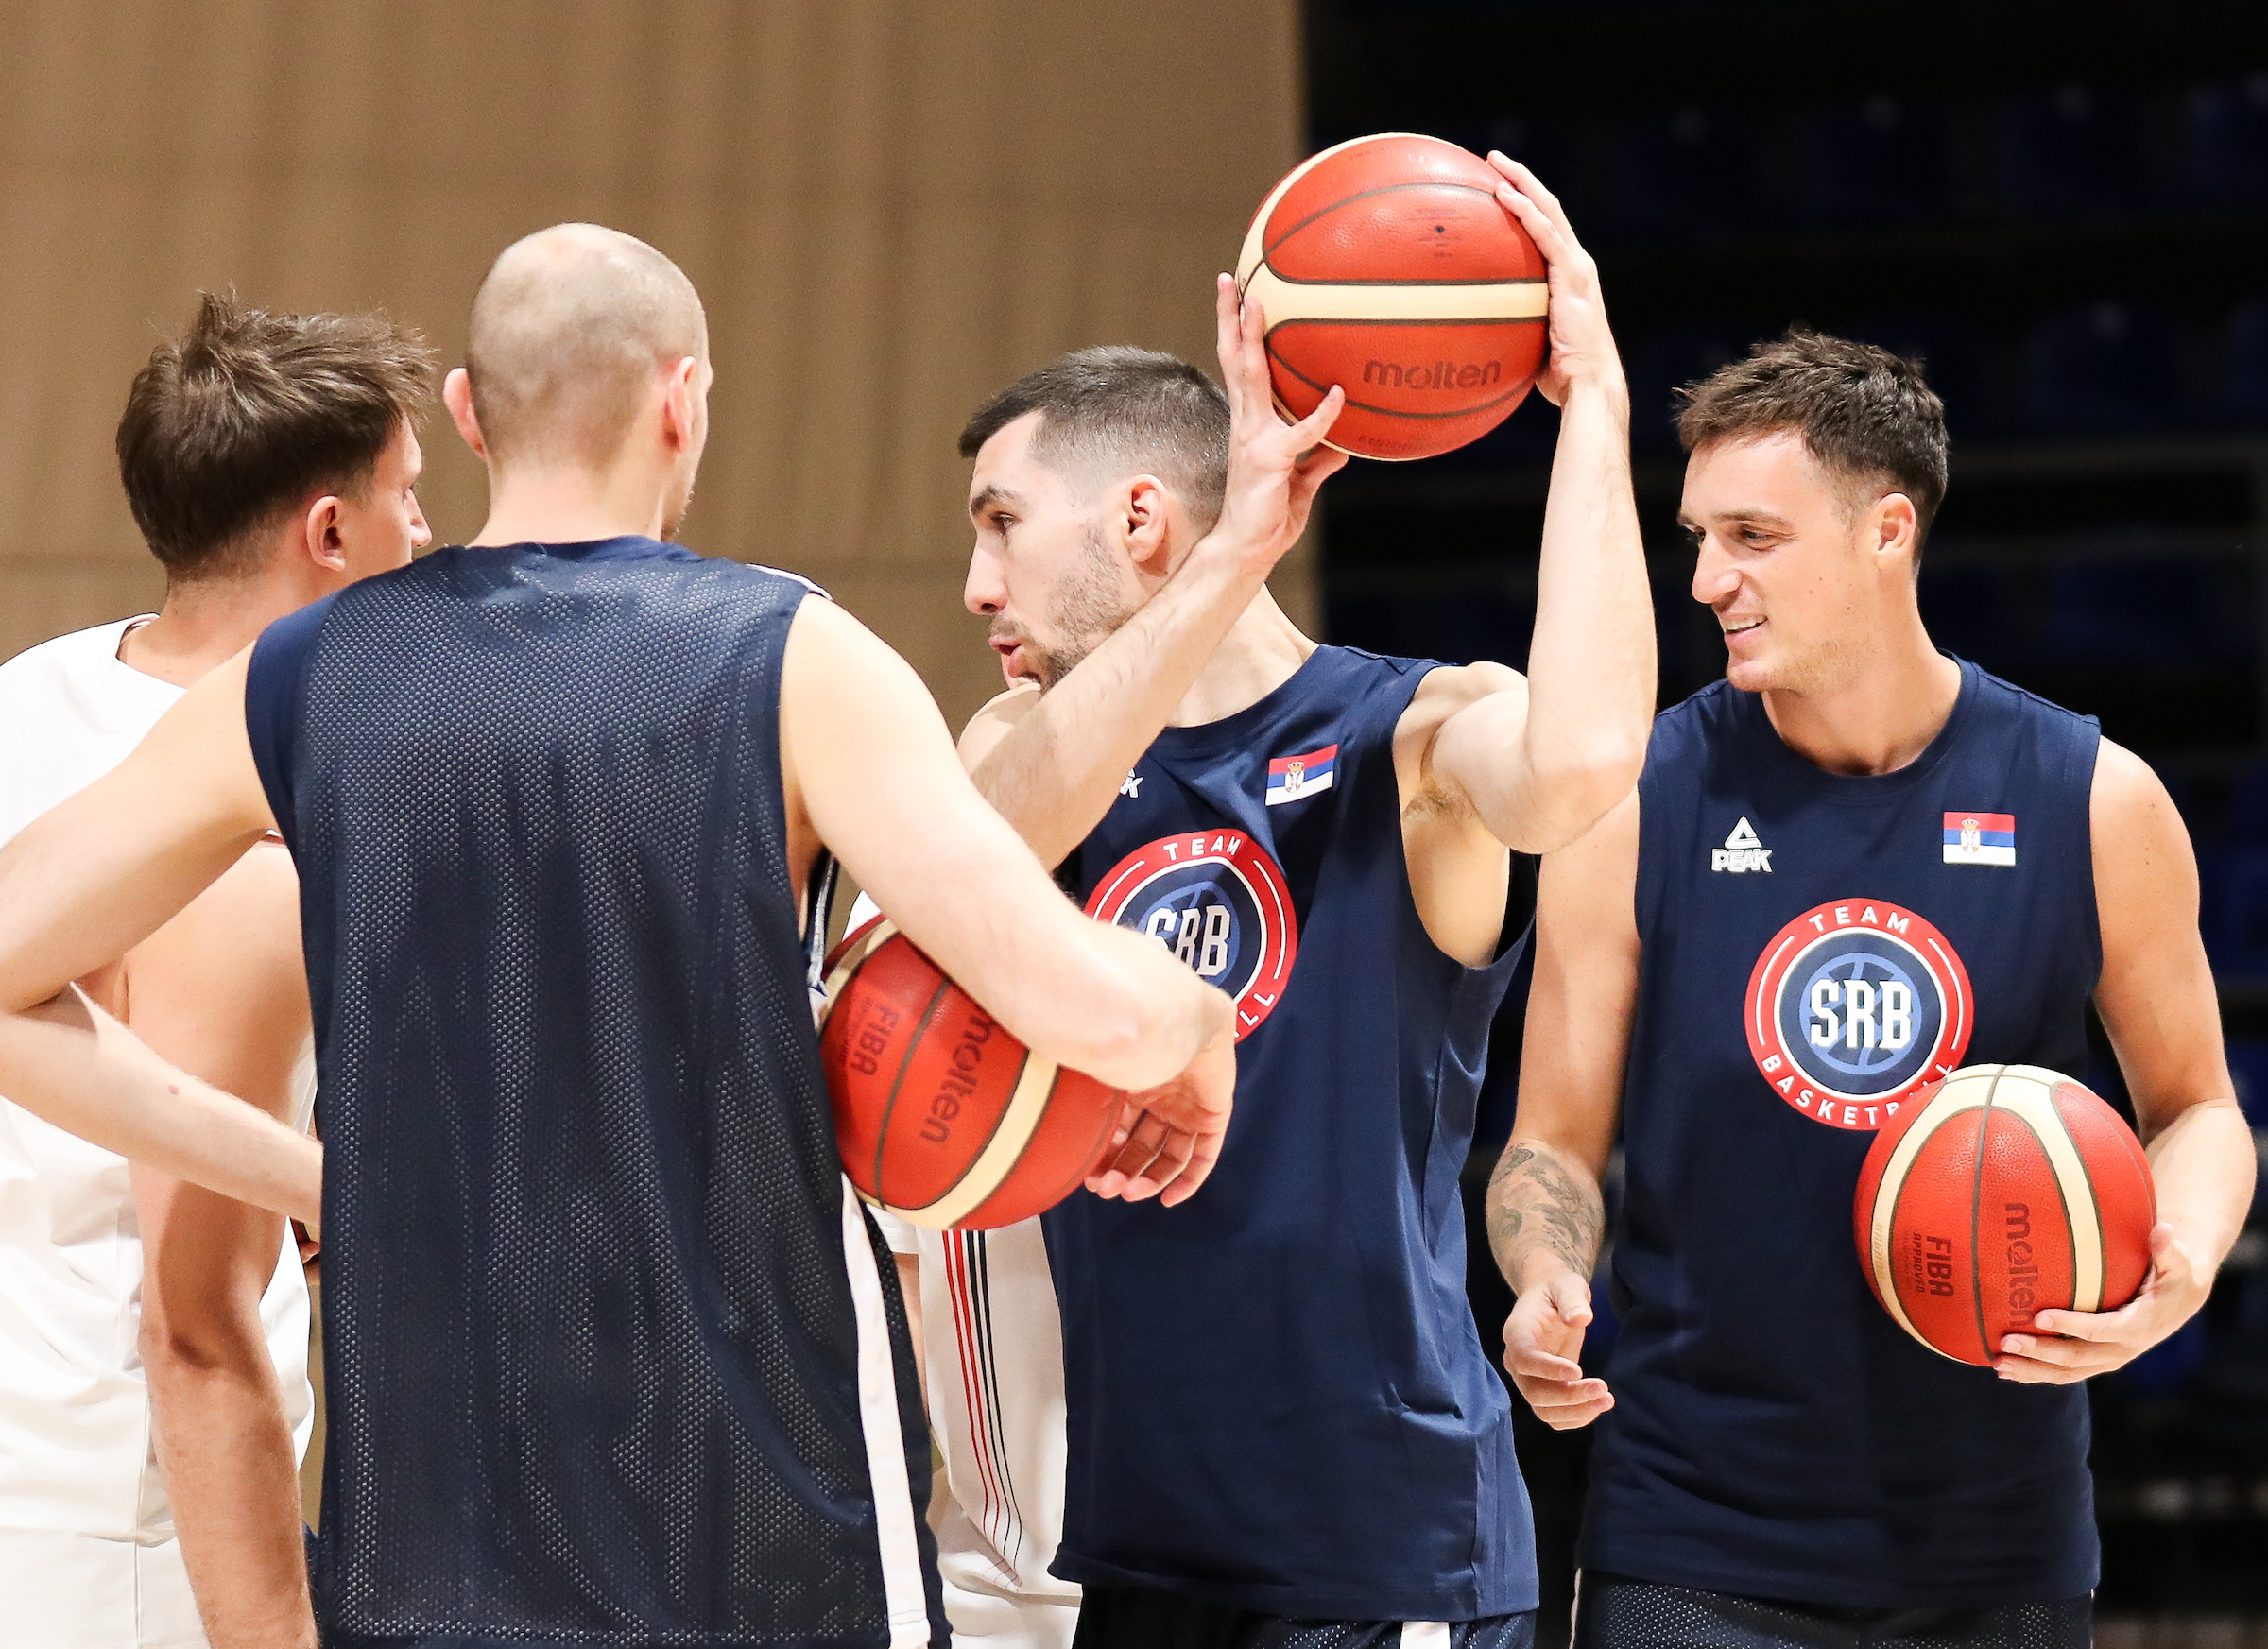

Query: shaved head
(465, 224), (707, 469)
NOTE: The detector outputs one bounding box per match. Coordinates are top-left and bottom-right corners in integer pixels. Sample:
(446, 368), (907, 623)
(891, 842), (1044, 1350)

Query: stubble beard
(1024, 524), (1137, 691)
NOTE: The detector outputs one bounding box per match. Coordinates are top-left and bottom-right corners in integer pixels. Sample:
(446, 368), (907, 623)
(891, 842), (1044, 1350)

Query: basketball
(1234, 132), (1550, 462)
(816, 916), (1125, 1229)
(1853, 1063), (2156, 1366)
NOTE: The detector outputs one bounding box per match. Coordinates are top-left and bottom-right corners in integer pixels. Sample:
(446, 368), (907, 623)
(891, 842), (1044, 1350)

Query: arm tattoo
(1486, 1141), (1604, 1294)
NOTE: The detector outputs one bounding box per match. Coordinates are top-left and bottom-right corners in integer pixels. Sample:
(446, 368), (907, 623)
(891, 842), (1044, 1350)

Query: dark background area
(1304, 1), (2268, 1640)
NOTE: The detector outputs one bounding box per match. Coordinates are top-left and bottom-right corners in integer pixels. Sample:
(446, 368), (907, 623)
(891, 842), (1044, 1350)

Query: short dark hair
(959, 347), (1231, 531)
(1676, 328), (1950, 548)
(117, 292), (436, 580)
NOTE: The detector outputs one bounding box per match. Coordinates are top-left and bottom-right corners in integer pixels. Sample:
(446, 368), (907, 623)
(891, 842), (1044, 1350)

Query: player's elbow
(139, 1281), (268, 1380)
(1511, 740), (1645, 855)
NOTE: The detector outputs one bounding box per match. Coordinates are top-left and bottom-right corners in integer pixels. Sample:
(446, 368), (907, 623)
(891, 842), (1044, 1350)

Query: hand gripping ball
(1853, 1063), (2156, 1365)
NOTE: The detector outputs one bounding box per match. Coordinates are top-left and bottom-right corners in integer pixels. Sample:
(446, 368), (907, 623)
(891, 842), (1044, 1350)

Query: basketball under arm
(1486, 789), (1637, 1295)
(0, 649), (324, 1224)
(782, 597), (1232, 1092)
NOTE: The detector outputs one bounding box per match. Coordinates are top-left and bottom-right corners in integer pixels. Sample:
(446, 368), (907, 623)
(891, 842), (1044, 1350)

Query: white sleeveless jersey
(0, 618), (316, 1647)
(874, 1212), (1078, 1649)
(851, 887), (1076, 1649)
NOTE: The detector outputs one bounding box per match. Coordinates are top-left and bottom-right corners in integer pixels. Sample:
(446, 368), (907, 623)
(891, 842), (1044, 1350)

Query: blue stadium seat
(2228, 757), (2268, 848)
(1993, 83), (2149, 219)
(2221, 296), (2268, 424)
(2202, 848), (2268, 978)
(1606, 106), (1761, 238)
(1842, 311), (1998, 435)
(2019, 301), (2189, 433)
(1625, 321), (1769, 453)
(1795, 94), (1956, 225)
(2185, 74), (2268, 204)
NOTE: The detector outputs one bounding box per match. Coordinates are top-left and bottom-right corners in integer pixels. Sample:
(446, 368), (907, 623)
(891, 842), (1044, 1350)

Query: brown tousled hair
(117, 292), (435, 580)
(1676, 329), (1950, 553)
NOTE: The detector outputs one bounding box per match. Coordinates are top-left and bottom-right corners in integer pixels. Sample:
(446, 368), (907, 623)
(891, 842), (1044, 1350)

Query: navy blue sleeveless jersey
(1044, 644), (1534, 1623)
(245, 538), (945, 1649)
(1584, 659), (2103, 1608)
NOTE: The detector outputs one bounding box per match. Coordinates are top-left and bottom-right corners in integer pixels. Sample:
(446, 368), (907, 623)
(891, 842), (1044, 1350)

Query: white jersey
(848, 889), (1074, 1647)
(0, 618), (316, 1647)
(875, 1211), (1077, 1649)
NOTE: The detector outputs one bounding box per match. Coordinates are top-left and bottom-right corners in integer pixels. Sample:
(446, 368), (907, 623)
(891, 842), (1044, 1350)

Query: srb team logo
(1744, 898), (1973, 1131)
(1085, 831), (1297, 1039)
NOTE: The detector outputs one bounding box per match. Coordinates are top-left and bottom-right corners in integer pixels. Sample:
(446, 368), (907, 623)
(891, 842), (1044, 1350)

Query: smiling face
(1681, 429), (1917, 696)
(962, 410), (1143, 690)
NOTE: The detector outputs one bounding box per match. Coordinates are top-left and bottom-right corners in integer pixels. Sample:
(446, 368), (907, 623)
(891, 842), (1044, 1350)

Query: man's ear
(302, 493), (349, 574)
(1872, 491), (1919, 570)
(443, 368), (489, 461)
(1122, 475), (1176, 579)
(660, 355), (701, 452)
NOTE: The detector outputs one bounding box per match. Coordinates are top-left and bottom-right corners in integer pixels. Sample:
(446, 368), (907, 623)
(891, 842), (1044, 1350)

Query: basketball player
(921, 156), (1653, 1649)
(0, 293), (431, 1649)
(0, 223), (1242, 1649)
(1491, 331), (2257, 1648)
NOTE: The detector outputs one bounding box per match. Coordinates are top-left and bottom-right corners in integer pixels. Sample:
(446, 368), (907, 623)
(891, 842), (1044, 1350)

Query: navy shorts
(1072, 1581), (1537, 1649)
(1572, 1572), (2091, 1649)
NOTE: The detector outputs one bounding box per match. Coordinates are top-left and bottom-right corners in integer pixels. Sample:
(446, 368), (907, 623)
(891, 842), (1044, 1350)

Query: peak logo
(1712, 816), (1772, 873)
(1744, 898), (1972, 1130)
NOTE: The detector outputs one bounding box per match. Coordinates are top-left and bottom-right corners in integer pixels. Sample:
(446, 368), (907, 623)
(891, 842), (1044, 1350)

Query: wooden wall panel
(0, 0), (1305, 723)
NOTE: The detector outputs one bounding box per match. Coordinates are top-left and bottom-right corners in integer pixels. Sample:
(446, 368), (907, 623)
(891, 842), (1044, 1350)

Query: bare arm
(0, 650), (322, 1223)
(118, 844), (315, 1649)
(1486, 790), (1637, 1428)
(1425, 160), (1653, 857)
(965, 276), (1346, 867)
(782, 597), (1235, 1202)
(1999, 740), (2256, 1383)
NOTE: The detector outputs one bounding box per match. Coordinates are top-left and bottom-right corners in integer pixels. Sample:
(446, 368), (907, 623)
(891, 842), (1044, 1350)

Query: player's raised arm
(0, 650), (323, 1225)
(1995, 741), (2255, 1384)
(1487, 789), (1637, 1429)
(958, 276), (1345, 868)
(1422, 159), (1654, 855)
(782, 595), (1235, 1202)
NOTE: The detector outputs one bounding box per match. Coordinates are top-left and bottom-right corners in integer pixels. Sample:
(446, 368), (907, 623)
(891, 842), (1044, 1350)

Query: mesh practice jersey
(1047, 645), (1533, 1623)
(1585, 660), (2104, 1608)
(244, 539), (944, 1649)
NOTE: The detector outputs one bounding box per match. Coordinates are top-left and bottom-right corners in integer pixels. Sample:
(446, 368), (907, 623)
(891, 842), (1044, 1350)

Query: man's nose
(1692, 539), (1739, 607)
(410, 497), (433, 551)
(964, 547), (1004, 617)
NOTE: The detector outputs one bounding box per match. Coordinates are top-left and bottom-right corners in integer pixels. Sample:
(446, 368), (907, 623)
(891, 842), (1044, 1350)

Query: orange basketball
(816, 917), (1124, 1229)
(1853, 1063), (2156, 1366)
(1235, 132), (1549, 462)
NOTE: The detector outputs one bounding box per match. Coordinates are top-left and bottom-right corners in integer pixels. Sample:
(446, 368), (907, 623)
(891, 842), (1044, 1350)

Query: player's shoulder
(1641, 678), (1742, 765)
(1964, 659), (2099, 738)
(1408, 657), (1523, 714)
(0, 616), (146, 689)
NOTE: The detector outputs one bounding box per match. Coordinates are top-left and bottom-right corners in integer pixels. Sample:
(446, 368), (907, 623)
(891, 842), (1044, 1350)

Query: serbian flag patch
(1943, 811), (2016, 867)
(1265, 744), (1338, 806)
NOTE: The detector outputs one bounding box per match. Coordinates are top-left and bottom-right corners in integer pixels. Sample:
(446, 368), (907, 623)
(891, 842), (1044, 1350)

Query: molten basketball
(1234, 132), (1549, 462)
(1853, 1063), (2156, 1366)
(816, 917), (1124, 1230)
